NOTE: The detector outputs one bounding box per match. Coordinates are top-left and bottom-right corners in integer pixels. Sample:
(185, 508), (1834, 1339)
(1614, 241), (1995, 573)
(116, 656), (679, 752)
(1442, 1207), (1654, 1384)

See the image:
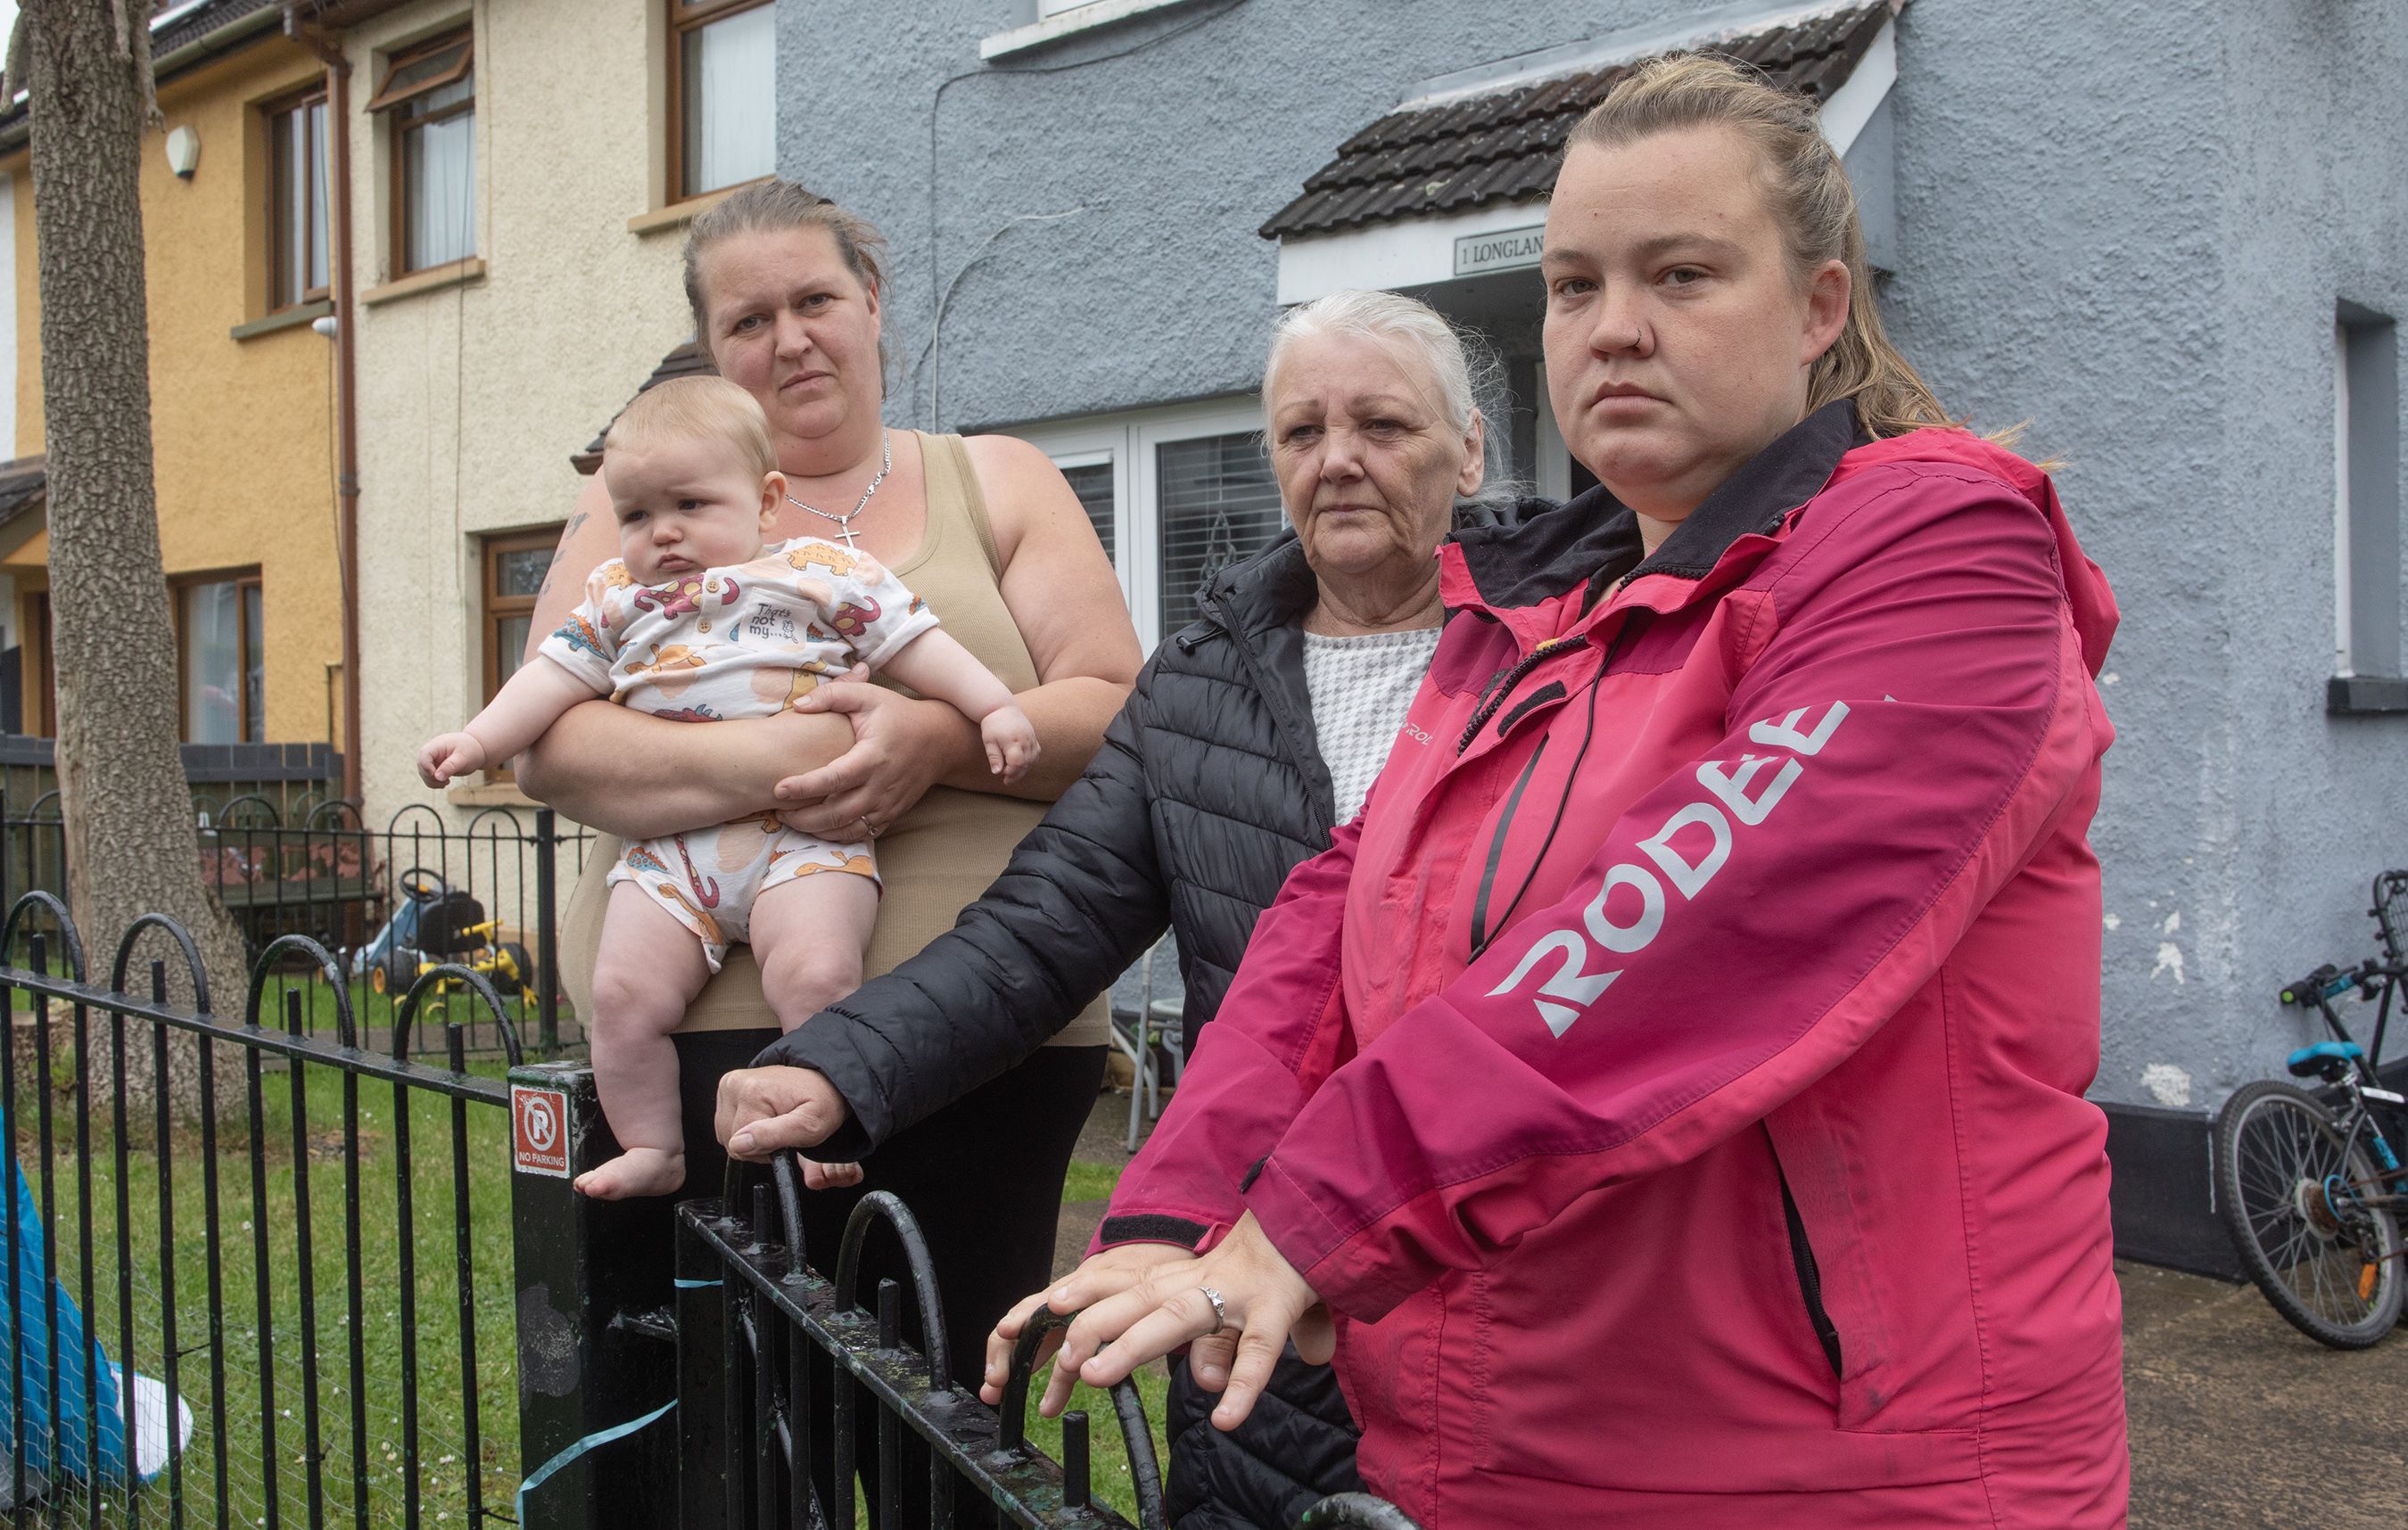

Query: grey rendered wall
(774, 0), (1730, 432)
(777, 0), (2408, 1112)
(1883, 0), (2408, 1111)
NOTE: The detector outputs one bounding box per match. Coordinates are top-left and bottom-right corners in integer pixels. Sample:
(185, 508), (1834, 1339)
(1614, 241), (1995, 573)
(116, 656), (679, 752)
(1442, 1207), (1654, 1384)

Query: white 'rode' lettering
(1583, 864), (1666, 951)
(1695, 753), (1800, 826)
(1488, 931), (1619, 1039)
(1492, 701), (1851, 1037)
(1637, 802), (1732, 898)
(1748, 702), (1850, 756)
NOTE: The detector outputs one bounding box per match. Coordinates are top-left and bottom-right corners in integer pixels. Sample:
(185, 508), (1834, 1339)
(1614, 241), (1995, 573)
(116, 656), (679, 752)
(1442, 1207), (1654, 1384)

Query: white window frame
(981, 0), (1200, 62)
(2337, 320), (2354, 677)
(2336, 304), (2403, 683)
(1010, 395), (1273, 653)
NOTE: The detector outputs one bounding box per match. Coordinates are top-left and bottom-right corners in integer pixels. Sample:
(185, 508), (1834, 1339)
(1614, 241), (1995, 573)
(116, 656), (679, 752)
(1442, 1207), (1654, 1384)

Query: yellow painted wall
(9, 34), (344, 746)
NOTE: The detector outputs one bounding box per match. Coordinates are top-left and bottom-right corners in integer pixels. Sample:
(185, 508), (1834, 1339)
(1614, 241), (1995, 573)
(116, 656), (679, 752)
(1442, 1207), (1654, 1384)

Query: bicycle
(2212, 870), (2408, 1348)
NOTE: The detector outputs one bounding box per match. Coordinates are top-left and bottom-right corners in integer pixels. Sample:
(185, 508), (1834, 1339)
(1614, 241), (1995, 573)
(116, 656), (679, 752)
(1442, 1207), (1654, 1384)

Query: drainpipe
(285, 9), (363, 806)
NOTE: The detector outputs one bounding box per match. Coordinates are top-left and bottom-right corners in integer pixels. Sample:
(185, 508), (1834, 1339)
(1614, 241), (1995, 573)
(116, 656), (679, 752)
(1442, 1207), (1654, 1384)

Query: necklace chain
(783, 431), (892, 549)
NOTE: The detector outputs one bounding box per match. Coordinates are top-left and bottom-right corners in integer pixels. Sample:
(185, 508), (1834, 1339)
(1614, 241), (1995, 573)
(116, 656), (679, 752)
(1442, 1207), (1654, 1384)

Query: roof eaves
(0, 0), (285, 153)
(1258, 0), (1901, 243)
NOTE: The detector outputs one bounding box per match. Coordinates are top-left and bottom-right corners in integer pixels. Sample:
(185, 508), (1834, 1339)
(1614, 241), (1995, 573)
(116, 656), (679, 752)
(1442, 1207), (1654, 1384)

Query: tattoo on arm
(539, 512), (591, 596)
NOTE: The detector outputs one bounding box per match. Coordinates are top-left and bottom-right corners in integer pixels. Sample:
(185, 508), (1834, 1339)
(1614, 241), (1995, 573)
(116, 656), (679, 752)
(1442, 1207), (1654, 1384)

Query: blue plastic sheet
(0, 1158), (131, 1491)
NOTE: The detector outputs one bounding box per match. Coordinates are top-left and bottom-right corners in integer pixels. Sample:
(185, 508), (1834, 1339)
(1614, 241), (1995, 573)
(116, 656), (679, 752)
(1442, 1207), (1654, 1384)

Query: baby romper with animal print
(538, 538), (939, 970)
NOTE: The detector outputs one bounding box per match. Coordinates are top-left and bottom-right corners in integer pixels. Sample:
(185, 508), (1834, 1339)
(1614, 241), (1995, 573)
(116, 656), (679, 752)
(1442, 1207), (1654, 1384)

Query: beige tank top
(556, 431), (1113, 1049)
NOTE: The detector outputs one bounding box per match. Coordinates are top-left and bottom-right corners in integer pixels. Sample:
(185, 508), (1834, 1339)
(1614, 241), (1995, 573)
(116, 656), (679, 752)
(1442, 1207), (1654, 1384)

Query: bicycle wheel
(2213, 1079), (2404, 1348)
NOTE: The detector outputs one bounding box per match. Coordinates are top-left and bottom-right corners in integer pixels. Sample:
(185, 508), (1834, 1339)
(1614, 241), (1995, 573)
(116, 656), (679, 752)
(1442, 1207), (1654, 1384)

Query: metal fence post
(673, 1201), (733, 1528)
(508, 1060), (677, 1530)
(533, 808), (561, 1056)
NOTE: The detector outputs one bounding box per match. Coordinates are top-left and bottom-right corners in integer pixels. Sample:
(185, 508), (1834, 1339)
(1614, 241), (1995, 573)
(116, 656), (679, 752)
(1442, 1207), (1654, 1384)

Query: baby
(416, 376), (1036, 1199)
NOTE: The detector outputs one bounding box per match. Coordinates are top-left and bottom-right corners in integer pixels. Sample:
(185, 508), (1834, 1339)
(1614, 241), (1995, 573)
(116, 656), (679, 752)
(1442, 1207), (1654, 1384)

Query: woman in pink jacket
(984, 55), (2130, 1529)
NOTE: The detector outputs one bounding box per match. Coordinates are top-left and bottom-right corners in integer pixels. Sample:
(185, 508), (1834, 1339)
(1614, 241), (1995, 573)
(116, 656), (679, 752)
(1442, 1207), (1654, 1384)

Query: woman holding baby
(513, 183), (1138, 1389)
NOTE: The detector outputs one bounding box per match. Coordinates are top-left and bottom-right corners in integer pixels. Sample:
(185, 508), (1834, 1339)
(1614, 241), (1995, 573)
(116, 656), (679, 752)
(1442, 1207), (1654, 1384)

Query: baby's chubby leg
(575, 883), (713, 1201)
(746, 869), (878, 1191)
(748, 868), (878, 1028)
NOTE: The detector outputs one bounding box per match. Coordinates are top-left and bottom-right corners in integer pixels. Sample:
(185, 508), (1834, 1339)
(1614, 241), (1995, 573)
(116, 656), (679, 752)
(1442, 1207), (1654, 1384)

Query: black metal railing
(0, 890), (1416, 1530)
(0, 893), (522, 1528)
(0, 797), (594, 1057)
(676, 1159), (1419, 1530)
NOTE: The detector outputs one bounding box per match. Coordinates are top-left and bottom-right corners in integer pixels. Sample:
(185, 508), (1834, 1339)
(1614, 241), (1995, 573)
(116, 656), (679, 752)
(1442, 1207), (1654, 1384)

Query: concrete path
(1055, 1090), (2408, 1523)
(2123, 1259), (2405, 1527)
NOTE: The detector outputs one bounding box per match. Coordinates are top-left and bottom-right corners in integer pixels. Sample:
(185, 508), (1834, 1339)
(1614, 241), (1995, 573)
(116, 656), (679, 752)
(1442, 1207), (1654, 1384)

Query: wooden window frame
(170, 568), (265, 745)
(666, 0), (772, 205)
(374, 29), (477, 277)
(264, 85), (332, 313)
(482, 530), (560, 778)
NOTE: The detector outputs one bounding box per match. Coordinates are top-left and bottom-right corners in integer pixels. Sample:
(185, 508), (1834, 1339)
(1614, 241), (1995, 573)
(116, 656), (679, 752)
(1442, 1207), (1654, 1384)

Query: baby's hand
(981, 704), (1039, 784)
(416, 732), (488, 788)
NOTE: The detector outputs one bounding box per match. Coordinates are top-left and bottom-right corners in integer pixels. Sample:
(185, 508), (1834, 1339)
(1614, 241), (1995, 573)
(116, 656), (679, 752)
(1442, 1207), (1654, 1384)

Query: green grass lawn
(1036, 1153), (1175, 1524)
(0, 1029), (1162, 1530)
(8, 967), (558, 1067)
(3, 1054), (520, 1529)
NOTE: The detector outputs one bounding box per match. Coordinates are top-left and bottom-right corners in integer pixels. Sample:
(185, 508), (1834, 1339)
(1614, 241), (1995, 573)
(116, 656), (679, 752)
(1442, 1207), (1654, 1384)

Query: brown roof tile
(1259, 2), (1895, 241)
(0, 455), (45, 526)
(569, 341), (717, 475)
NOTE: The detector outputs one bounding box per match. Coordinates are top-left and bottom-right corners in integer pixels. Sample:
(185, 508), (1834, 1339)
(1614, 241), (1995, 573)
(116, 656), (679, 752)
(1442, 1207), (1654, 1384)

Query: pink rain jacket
(1098, 406), (2131, 1528)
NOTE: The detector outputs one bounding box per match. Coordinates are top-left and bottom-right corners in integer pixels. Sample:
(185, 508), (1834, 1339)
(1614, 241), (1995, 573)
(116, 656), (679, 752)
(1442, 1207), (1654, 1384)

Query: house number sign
(1453, 224), (1546, 278)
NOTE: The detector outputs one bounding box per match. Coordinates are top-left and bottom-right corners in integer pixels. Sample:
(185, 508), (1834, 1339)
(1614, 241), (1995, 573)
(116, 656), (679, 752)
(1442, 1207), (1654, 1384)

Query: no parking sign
(512, 1084), (572, 1178)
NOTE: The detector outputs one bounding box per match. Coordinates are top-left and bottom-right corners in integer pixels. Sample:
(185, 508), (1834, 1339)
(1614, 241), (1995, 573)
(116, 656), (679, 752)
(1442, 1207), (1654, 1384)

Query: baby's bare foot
(574, 1148), (686, 1201)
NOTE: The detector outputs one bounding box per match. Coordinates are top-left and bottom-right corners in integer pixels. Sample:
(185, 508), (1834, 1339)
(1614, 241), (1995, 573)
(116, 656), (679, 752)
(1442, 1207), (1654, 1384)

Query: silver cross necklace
(784, 430), (893, 550)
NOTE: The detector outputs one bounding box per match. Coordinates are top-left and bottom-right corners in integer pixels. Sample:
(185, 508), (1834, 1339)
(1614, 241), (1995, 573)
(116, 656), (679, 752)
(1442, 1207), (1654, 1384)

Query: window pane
(1061, 461), (1114, 564)
(683, 4), (775, 195)
(271, 106), (303, 307)
(494, 614), (532, 691)
(242, 581), (265, 744)
(494, 547), (551, 600)
(307, 101), (329, 293)
(378, 39), (469, 104)
(408, 75), (474, 119)
(405, 108), (476, 270)
(183, 583), (243, 744)
(1157, 432), (1281, 637)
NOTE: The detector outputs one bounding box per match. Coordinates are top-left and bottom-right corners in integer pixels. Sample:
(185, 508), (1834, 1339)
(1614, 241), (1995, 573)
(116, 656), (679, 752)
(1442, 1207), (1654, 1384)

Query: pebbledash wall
(774, 0), (2408, 1271)
(347, 0), (700, 831)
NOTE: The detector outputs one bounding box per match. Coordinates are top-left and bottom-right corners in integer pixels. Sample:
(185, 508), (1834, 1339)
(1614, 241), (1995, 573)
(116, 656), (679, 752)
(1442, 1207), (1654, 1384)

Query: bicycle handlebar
(2279, 965), (2354, 1006)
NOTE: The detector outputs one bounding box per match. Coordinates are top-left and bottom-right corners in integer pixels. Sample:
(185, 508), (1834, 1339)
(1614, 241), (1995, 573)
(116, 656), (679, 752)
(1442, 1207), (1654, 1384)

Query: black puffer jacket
(761, 531), (1347, 1142)
(758, 532), (1374, 1527)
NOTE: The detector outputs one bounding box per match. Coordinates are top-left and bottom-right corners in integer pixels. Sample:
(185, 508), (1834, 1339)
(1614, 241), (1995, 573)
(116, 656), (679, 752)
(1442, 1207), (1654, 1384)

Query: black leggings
(676, 1034), (1108, 1523)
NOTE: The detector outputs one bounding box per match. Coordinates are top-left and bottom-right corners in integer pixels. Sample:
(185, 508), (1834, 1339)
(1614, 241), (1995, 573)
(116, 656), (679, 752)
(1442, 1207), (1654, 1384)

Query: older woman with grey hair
(716, 288), (1529, 1528)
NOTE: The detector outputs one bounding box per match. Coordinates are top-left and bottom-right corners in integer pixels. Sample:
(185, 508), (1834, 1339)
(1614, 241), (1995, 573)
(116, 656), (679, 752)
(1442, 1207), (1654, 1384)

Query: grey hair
(1262, 289), (1527, 524)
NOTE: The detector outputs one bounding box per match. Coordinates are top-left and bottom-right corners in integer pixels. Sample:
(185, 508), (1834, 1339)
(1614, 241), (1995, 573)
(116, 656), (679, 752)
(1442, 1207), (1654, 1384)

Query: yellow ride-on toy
(352, 868), (538, 1005)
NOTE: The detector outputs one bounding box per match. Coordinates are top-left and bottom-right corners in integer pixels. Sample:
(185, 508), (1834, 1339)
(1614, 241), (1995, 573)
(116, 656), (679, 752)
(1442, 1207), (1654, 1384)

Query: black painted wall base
(2103, 1100), (2241, 1280)
(2101, 1057), (2408, 1282)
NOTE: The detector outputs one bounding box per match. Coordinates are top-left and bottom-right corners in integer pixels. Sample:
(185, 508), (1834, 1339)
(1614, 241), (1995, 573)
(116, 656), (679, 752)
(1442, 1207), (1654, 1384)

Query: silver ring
(858, 813), (879, 839)
(1198, 1284), (1227, 1337)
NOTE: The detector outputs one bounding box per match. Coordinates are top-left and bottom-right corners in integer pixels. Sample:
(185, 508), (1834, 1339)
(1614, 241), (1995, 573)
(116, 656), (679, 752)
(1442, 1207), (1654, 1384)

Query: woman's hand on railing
(715, 1064), (866, 1189)
(979, 1241), (1197, 1416)
(1061, 1214), (1329, 1433)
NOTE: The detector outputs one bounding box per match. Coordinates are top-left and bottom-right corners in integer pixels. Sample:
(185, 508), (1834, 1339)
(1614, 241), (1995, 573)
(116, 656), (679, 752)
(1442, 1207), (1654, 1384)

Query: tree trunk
(22, 0), (252, 1117)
